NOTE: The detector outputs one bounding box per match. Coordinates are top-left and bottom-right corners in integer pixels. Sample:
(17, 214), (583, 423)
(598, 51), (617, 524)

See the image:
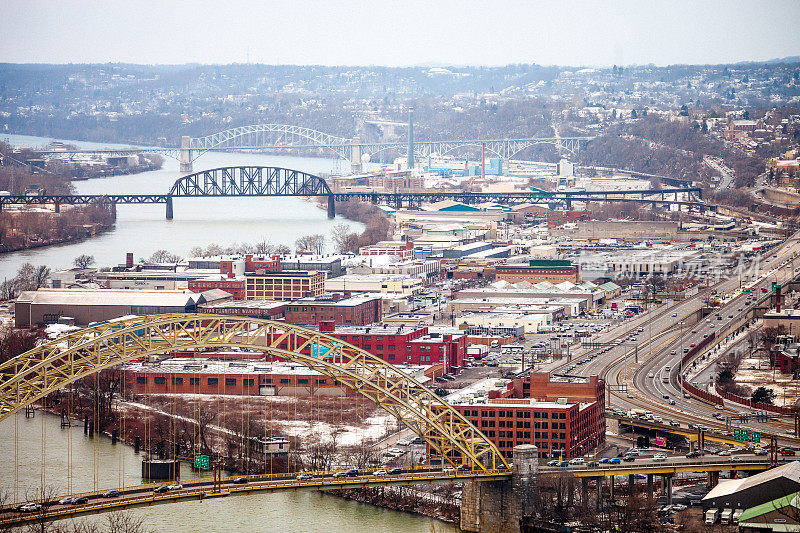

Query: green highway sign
(733, 429), (761, 443)
(194, 455), (210, 470)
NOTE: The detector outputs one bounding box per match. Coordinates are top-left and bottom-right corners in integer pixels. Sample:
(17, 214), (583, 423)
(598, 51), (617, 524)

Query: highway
(554, 230), (800, 446)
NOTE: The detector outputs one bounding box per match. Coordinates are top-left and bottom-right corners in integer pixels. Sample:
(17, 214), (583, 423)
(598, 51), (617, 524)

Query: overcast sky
(2, 0), (798, 67)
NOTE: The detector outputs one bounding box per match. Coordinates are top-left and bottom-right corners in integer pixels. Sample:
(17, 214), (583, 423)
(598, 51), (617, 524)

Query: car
(627, 449), (640, 456)
(19, 503), (42, 512)
(373, 469), (388, 476)
(672, 312), (678, 317)
(442, 467), (456, 474)
(670, 420), (680, 426)
(345, 469), (359, 477)
(296, 473), (313, 480)
(547, 460), (559, 467)
(691, 330), (697, 334)
(622, 455), (635, 462)
(102, 489), (121, 498)
(627, 393), (635, 399)
(153, 485), (169, 493)
(717, 450), (731, 456)
(58, 497), (75, 505)
(387, 468), (402, 475)
(609, 458), (621, 465)
(780, 448), (796, 456)
(333, 471), (349, 478)
(587, 461), (599, 468)
(557, 461), (569, 467)
(654, 453), (667, 461)
(233, 477), (248, 484)
(457, 464), (470, 471)
(569, 458), (585, 465)
(166, 484), (182, 491)
(685, 451), (700, 459)
(669, 399), (676, 405)
(72, 497), (88, 505)
(731, 456), (743, 462)
(663, 394), (670, 400)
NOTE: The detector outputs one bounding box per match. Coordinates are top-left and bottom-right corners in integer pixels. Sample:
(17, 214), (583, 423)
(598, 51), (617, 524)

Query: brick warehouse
(245, 270), (325, 300)
(435, 373), (605, 460)
(284, 294), (382, 327)
(495, 259), (580, 284)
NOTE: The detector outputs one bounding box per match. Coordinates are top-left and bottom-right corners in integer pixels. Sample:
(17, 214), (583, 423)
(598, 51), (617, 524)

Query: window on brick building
(225, 378), (236, 386)
(244, 379), (254, 386)
(298, 379), (309, 384)
(154, 377), (165, 385)
(280, 379), (289, 384)
(172, 377), (183, 385)
(190, 378), (200, 385)
(136, 377), (146, 384)
(208, 378), (218, 385)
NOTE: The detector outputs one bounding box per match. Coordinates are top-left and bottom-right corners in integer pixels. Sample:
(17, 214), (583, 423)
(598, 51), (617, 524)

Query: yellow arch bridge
(0, 314), (510, 525)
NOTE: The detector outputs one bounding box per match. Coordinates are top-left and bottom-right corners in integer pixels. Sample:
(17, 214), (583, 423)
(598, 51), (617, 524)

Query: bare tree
(73, 254), (95, 269)
(147, 250), (181, 263)
(330, 223), (358, 254)
(104, 511), (152, 533)
(295, 234), (326, 254)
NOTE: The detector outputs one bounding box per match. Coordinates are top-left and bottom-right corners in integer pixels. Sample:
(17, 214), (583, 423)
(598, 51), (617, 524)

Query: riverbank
(0, 204), (115, 255)
(326, 486), (460, 525)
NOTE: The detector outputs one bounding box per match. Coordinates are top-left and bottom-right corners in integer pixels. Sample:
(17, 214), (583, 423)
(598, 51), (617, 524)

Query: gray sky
(2, 0), (799, 67)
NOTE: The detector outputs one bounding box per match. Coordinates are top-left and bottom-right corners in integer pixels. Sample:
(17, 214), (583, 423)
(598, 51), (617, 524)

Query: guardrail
(715, 385), (799, 415)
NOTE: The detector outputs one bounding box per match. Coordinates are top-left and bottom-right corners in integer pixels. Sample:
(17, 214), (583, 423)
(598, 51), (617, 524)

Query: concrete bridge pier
(663, 474), (673, 505)
(596, 477), (602, 510)
(460, 445), (538, 533)
(166, 196), (174, 220)
(180, 136), (193, 173)
(54, 201), (60, 213)
(582, 477), (589, 505)
(609, 475), (615, 499)
(628, 474), (635, 494)
(327, 195), (336, 219)
(708, 470), (719, 488)
(350, 137), (362, 174)
(647, 474), (654, 500)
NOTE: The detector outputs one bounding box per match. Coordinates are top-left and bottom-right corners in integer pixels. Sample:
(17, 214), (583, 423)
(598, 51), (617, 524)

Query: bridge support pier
(663, 475), (673, 505)
(166, 196), (173, 220)
(460, 444), (537, 533)
(327, 195), (335, 219)
(708, 470), (719, 488)
(54, 202), (60, 213)
(596, 477), (602, 510)
(628, 474), (635, 494)
(180, 135), (193, 173)
(609, 475), (615, 499)
(582, 477), (588, 505)
(110, 200), (117, 220)
(350, 138), (362, 174)
(647, 474), (654, 500)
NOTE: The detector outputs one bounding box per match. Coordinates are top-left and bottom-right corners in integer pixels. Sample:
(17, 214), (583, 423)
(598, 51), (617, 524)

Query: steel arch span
(0, 314), (508, 472)
(189, 124), (352, 161)
(168, 166), (333, 197)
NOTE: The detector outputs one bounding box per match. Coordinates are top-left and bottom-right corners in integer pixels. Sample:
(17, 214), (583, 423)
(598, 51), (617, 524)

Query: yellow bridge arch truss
(0, 314), (509, 472)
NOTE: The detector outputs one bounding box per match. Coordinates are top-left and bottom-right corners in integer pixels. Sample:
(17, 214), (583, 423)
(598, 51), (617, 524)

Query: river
(0, 134), (455, 531)
(0, 134), (364, 281)
(0, 413), (456, 532)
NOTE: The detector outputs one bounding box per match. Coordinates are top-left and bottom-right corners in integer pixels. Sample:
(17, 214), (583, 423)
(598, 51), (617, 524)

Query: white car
(373, 469), (387, 476)
(167, 483), (183, 491)
(569, 458), (585, 465)
(442, 467), (455, 474)
(653, 453), (667, 461)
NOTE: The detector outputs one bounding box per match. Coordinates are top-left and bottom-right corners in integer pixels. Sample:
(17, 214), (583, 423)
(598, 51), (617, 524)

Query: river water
(0, 134), (454, 531)
(0, 413), (456, 532)
(0, 134), (363, 281)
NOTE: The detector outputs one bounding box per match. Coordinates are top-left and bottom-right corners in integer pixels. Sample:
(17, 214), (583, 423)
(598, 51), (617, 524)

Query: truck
(720, 508), (733, 525)
(705, 509), (719, 525)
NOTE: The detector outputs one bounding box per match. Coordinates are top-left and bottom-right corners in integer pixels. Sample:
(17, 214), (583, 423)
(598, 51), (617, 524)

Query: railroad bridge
(0, 165), (705, 220)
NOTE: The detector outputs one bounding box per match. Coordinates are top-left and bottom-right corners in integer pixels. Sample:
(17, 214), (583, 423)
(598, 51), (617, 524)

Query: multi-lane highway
(554, 230), (800, 446)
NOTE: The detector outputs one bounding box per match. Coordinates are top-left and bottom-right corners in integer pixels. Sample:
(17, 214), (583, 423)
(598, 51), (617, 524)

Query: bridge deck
(0, 469), (510, 526)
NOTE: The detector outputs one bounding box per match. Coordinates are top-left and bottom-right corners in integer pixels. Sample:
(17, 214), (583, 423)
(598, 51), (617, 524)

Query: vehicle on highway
(296, 473), (313, 480)
(754, 448), (768, 456)
(59, 497), (74, 505)
(166, 484), (182, 491)
(622, 454), (636, 462)
(333, 471), (349, 478)
(609, 458), (621, 465)
(442, 467), (456, 474)
(19, 503), (42, 512)
(686, 451), (700, 458)
(780, 448), (796, 456)
(72, 497), (88, 505)
(670, 420), (680, 426)
(387, 468), (402, 475)
(569, 458), (585, 465)
(153, 485), (169, 493)
(717, 450), (731, 456)
(547, 460), (559, 466)
(587, 461), (599, 468)
(102, 489), (121, 498)
(654, 453), (667, 461)
(373, 469), (387, 476)
(233, 477), (248, 484)
(557, 461), (569, 467)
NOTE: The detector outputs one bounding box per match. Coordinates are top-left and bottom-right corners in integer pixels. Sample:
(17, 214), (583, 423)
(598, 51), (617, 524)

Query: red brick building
(438, 373), (605, 460)
(495, 260), (580, 284)
(328, 325), (467, 371)
(284, 294), (382, 327)
(189, 275), (247, 299)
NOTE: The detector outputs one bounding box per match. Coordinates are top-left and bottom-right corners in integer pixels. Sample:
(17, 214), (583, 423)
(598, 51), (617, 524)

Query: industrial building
(283, 294), (382, 327)
(702, 461), (800, 514)
(495, 260), (581, 284)
(359, 240), (415, 260)
(198, 299), (287, 320)
(279, 255), (344, 278)
(245, 271), (325, 300)
(436, 373), (605, 460)
(14, 288), (232, 327)
(323, 273), (423, 295)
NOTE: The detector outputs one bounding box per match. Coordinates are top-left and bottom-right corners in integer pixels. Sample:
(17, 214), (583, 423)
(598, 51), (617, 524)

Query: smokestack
(126, 253), (133, 268)
(407, 107), (414, 169)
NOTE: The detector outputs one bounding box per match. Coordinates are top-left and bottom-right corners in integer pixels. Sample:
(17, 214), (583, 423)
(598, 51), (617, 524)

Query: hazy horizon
(2, 0), (799, 68)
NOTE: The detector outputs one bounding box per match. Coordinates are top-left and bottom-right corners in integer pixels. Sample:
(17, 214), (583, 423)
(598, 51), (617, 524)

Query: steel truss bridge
(30, 123), (594, 172)
(0, 314), (509, 525)
(0, 165), (705, 219)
